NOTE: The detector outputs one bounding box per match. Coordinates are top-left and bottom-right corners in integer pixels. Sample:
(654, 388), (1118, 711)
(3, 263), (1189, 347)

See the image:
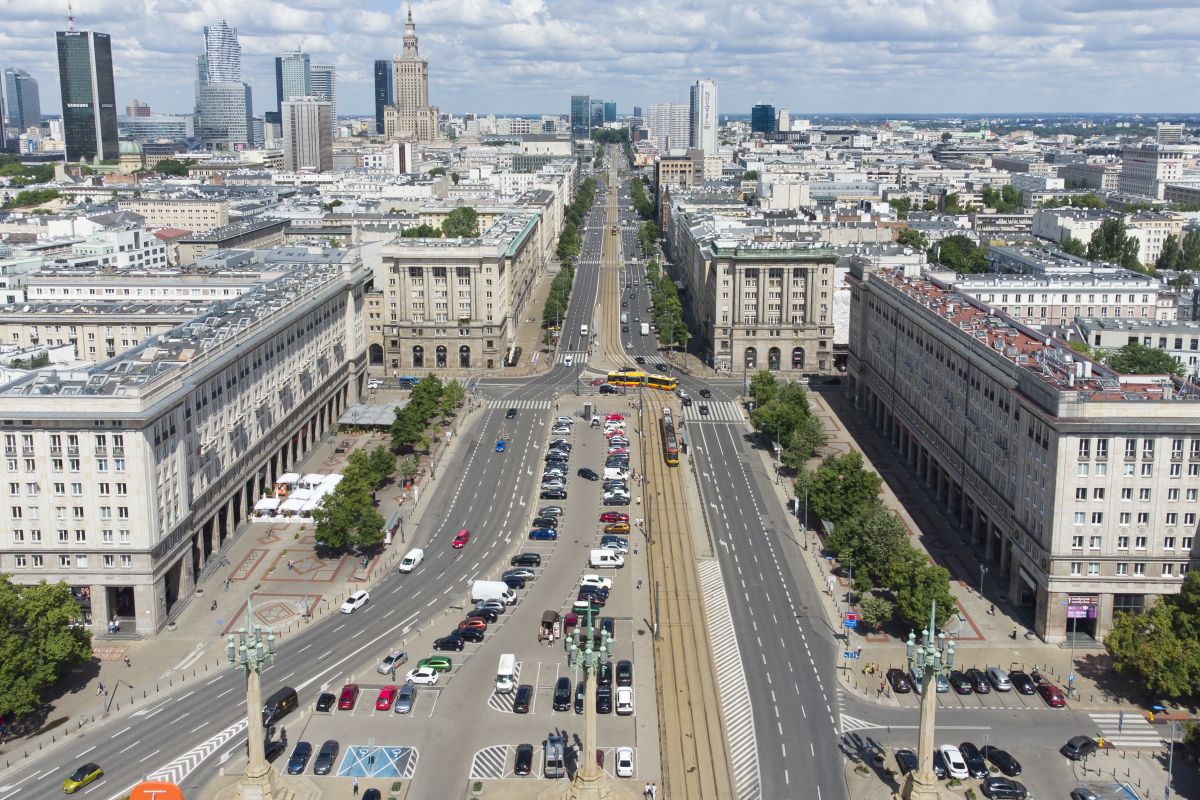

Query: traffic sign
(843, 650), (861, 659)
(843, 618), (858, 629)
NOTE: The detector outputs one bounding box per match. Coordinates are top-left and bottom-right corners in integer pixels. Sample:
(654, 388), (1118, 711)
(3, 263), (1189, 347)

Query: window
(119, 529), (130, 544)
(75, 555), (87, 569)
(1140, 488), (1152, 501)
(1091, 512), (1104, 524)
(59, 555), (70, 568)
(1117, 535), (1130, 549)
(1119, 512), (1131, 525)
(1125, 439), (1137, 459)
(1087, 562), (1100, 576)
(1163, 563), (1175, 576)
(1186, 514), (1196, 526)
(1142, 463), (1154, 477)
(14, 555), (25, 568)
(120, 554), (132, 568)
(1121, 488), (1133, 501)
(1169, 488), (1180, 501)
(1164, 536), (1176, 550)
(31, 554), (42, 568)
(1124, 464), (1136, 477)
(1074, 512), (1086, 525)
(103, 554), (114, 568)
(1078, 440), (1090, 459)
(1070, 562), (1082, 576)
(1135, 535), (1148, 549)
(1077, 463), (1089, 477)
(1093, 488), (1105, 500)
(1167, 513), (1179, 526)
(1097, 438), (1109, 459)
(1170, 463), (1182, 477)
(1134, 563), (1146, 575)
(1075, 488), (1087, 501)
(1143, 439), (1155, 459)
(1071, 535), (1084, 549)
(1096, 463), (1108, 476)
(101, 529), (113, 543)
(1116, 563), (1128, 575)
(1188, 489), (1198, 502)
(1090, 535), (1102, 549)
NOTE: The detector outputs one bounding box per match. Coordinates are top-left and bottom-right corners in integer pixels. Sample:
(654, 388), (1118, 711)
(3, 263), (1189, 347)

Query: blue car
(495, 439), (506, 453)
(528, 528), (558, 541)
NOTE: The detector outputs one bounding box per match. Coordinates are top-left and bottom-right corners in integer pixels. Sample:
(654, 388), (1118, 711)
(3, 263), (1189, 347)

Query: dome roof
(118, 140), (144, 155)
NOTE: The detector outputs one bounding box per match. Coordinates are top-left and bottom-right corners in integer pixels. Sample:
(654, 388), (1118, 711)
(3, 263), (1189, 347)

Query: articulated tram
(660, 407), (680, 466)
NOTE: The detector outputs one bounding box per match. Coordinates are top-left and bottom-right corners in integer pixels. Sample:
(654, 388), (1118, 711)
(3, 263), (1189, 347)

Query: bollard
(143, 689), (147, 698)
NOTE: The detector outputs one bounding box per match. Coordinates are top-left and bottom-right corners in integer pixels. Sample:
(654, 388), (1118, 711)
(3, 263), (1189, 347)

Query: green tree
(1182, 231), (1200, 271)
(0, 577), (93, 720)
(1106, 597), (1200, 700)
(781, 414), (828, 469)
(398, 455), (420, 483)
(1106, 342), (1184, 376)
(1059, 237), (1087, 258)
(153, 159), (195, 177)
(930, 234), (987, 273)
(1157, 234), (1183, 271)
(748, 371), (779, 406)
(742, 170), (759, 181)
(442, 207), (479, 238)
(428, 166), (447, 177)
(1170, 272), (1194, 290)
(890, 197), (912, 219)
(896, 227), (928, 251)
(3, 189), (60, 209)
(857, 594), (895, 632)
(1087, 217), (1142, 271)
(943, 193), (963, 214)
(826, 503), (910, 588)
(891, 557), (958, 631)
(401, 223), (442, 238)
(440, 379), (466, 416)
(390, 405), (426, 452)
(794, 451), (882, 524)
(366, 445), (395, 486)
(750, 399), (807, 447)
(450, 171), (460, 185)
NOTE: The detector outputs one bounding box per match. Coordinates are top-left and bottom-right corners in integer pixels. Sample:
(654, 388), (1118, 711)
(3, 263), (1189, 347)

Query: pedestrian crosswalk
(555, 350), (590, 365)
(683, 400), (745, 424)
(488, 399), (552, 409)
(698, 559), (762, 800)
(1089, 712), (1165, 748)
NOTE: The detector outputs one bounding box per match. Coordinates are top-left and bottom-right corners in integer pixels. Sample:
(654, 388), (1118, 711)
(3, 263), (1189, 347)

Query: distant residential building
(750, 103), (775, 135)
(1157, 122), (1185, 144)
(282, 97), (333, 173)
(4, 68), (42, 132)
(309, 64), (336, 138)
(125, 98), (150, 117)
(570, 95), (590, 140)
(1077, 317), (1200, 378)
(689, 78), (718, 154)
(56, 29), (119, 162)
(117, 197), (229, 232)
(1059, 161), (1121, 192)
(1119, 144), (1193, 200)
(374, 60), (394, 135)
(645, 103), (689, 150)
(176, 219), (288, 264)
(1126, 211), (1184, 266)
(776, 108), (790, 132)
(1031, 207), (1118, 245)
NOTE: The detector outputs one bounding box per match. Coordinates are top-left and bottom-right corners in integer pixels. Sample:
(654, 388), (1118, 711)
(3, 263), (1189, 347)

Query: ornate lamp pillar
(226, 599), (280, 800)
(899, 601), (954, 800)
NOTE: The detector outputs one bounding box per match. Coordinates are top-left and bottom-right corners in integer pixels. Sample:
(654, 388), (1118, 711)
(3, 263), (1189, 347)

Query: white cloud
(1, 0), (1195, 119)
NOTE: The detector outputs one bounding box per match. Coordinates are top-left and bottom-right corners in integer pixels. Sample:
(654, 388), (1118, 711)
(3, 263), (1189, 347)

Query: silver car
(986, 666), (1012, 692)
(377, 649), (408, 675)
(395, 681), (417, 713)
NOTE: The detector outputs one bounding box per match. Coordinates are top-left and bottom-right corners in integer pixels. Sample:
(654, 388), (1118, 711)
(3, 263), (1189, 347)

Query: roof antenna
(67, 0), (75, 30)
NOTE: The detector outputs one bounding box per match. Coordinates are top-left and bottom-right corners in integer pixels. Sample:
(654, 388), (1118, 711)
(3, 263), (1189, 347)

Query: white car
(551, 427), (572, 436)
(615, 746), (635, 778)
(564, 355), (574, 367)
(601, 540), (629, 554)
(406, 667), (440, 686)
(340, 590), (370, 613)
(580, 574), (613, 591)
(555, 417), (574, 426)
(939, 744), (969, 780)
(616, 686), (634, 716)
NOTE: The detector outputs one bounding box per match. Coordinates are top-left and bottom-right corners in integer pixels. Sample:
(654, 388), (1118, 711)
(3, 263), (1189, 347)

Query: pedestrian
(637, 578), (643, 590)
(856, 646), (863, 657)
(1011, 627), (1018, 640)
(651, 782), (657, 798)
(988, 603), (995, 615)
(644, 783), (651, 798)
(124, 655), (131, 668)
(353, 778), (360, 796)
(880, 680), (886, 695)
(97, 681), (105, 696)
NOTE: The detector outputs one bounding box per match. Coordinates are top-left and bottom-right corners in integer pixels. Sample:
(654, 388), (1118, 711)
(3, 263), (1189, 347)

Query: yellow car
(63, 763), (103, 793)
(603, 523), (631, 535)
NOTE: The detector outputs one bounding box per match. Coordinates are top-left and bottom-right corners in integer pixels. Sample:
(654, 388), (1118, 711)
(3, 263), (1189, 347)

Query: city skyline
(2, 1), (1197, 121)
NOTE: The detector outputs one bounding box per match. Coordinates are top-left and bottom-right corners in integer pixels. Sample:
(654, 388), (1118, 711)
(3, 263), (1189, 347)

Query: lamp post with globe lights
(899, 601), (955, 800)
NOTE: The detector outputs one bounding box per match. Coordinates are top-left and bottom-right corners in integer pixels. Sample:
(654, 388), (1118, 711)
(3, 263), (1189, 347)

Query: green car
(417, 656), (453, 673)
(63, 763), (104, 793)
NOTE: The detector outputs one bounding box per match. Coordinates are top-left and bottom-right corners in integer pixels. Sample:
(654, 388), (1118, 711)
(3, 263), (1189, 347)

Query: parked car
(596, 684), (613, 714)
(513, 684), (534, 714)
(959, 741), (989, 778)
(531, 517), (558, 529)
(286, 742), (313, 775)
(514, 743), (534, 776)
(615, 746), (635, 778)
(553, 676), (572, 711)
(1061, 736), (1097, 761)
(981, 746), (1022, 776)
(981, 777), (1029, 799)
(886, 668), (912, 693)
(616, 659), (633, 686)
(894, 748), (918, 776)
(1009, 670), (1036, 695)
(541, 488), (568, 500)
(375, 686), (398, 711)
(616, 686), (634, 716)
(939, 745), (969, 779)
(377, 650), (408, 675)
(1037, 682), (1066, 707)
(504, 567), (537, 581)
(457, 626), (485, 643)
(575, 679), (586, 714)
(987, 666), (1012, 691)
(416, 656), (452, 673)
(337, 684), (359, 710)
(467, 608), (499, 623)
(578, 467), (600, 481)
(599, 512), (629, 523)
(948, 670), (973, 694)
(966, 668), (991, 693)
(313, 740), (339, 775)
(580, 574), (614, 591)
(433, 634), (464, 651)
(406, 667), (439, 686)
(315, 692), (336, 713)
(511, 553), (542, 567)
(395, 682), (417, 714)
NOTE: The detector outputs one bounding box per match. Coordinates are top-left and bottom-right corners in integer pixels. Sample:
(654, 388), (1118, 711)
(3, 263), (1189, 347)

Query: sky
(1, 0), (1197, 119)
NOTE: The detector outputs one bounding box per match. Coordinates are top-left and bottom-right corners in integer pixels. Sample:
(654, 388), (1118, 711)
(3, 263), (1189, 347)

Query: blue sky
(1, 0), (1197, 119)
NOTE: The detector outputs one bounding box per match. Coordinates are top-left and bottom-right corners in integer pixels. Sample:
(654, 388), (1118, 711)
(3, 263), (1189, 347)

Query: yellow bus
(607, 370), (646, 386)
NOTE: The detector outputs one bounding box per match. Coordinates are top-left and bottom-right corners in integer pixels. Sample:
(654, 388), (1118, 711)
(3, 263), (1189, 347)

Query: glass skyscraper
(751, 104), (776, 135)
(56, 30), (118, 162)
(374, 60), (394, 135)
(570, 94), (590, 140)
(4, 68), (41, 133)
(195, 19), (252, 150)
(275, 51), (311, 118)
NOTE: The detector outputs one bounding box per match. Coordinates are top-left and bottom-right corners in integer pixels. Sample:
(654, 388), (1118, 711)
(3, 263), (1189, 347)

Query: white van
(580, 324), (589, 337)
(589, 549), (625, 568)
(495, 653), (516, 694)
(620, 312), (628, 324)
(398, 548), (424, 573)
(603, 467), (629, 481)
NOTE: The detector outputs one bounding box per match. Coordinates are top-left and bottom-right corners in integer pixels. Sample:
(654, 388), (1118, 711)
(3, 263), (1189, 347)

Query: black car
(1009, 670), (1036, 695)
(616, 659), (633, 686)
(513, 684), (533, 714)
(313, 740), (339, 775)
(363, 791), (382, 800)
(575, 680), (586, 714)
(433, 633), (465, 651)
(894, 748), (917, 775)
(1060, 735), (1097, 761)
(600, 384), (620, 394)
(981, 746), (1022, 776)
(634, 356), (646, 365)
(578, 467), (600, 481)
(286, 741), (313, 775)
(531, 516), (558, 529)
(458, 626), (485, 643)
(603, 495), (629, 506)
(501, 575), (526, 590)
(698, 405), (710, 416)
(966, 668), (991, 693)
(682, 396), (693, 406)
(467, 608), (499, 623)
(264, 738), (287, 762)
(600, 616), (615, 639)
(596, 661), (613, 687)
(596, 684), (613, 714)
(699, 389), (712, 398)
(540, 488), (567, 500)
(931, 749), (947, 779)
(886, 668), (912, 693)
(959, 741), (989, 778)
(948, 670), (973, 694)
(553, 676), (572, 711)
(511, 552), (542, 567)
(655, 363), (669, 371)
(315, 692), (336, 712)
(981, 777), (1028, 799)
(514, 743), (534, 776)
(506, 408), (518, 419)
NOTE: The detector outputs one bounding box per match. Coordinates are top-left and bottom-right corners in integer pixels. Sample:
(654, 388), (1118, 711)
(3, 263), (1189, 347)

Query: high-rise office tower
(282, 97), (332, 172)
(384, 8), (439, 142)
(645, 103), (689, 150)
(689, 78), (718, 154)
(633, 106), (642, 119)
(310, 64), (336, 138)
(202, 19), (241, 82)
(195, 20), (252, 150)
(570, 95), (590, 140)
(374, 59), (394, 134)
(777, 108), (790, 132)
(750, 103), (775, 135)
(275, 50), (311, 117)
(603, 101), (616, 123)
(590, 98), (605, 128)
(4, 68), (42, 133)
(56, 29), (118, 161)
(125, 98), (150, 117)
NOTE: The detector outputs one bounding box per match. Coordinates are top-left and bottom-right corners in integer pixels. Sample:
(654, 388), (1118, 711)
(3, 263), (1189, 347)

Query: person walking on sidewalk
(353, 778), (359, 796)
(643, 783), (651, 798)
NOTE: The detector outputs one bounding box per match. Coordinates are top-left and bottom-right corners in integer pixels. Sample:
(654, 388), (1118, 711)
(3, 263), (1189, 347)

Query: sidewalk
(0, 399), (486, 775)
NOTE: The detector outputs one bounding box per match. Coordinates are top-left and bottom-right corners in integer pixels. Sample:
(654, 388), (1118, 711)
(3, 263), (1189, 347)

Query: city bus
(646, 374), (677, 392)
(660, 407), (680, 466)
(607, 370), (647, 387)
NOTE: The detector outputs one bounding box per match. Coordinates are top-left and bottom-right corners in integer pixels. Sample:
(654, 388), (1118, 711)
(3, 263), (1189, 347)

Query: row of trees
(747, 372), (828, 468)
(628, 176), (654, 220)
(390, 376), (465, 453)
(541, 261), (577, 328)
(3, 188), (60, 209)
(1155, 230), (1200, 272)
(590, 128), (632, 163)
(638, 221), (660, 256)
(555, 178), (597, 261)
(0, 154), (56, 187)
(980, 185), (1024, 213)
(645, 260), (688, 350)
(0, 577), (93, 720)
(1038, 192), (1107, 210)
(311, 446), (394, 553)
(795, 449), (958, 631)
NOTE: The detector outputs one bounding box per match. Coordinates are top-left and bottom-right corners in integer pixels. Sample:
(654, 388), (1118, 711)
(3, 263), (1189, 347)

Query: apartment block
(0, 247), (369, 635)
(848, 266), (1200, 642)
(176, 219), (288, 264)
(117, 198), (230, 233)
(1076, 317), (1200, 379)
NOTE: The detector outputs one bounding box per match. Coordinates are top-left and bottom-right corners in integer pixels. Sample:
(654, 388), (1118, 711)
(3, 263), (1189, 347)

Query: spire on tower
(67, 0), (75, 31)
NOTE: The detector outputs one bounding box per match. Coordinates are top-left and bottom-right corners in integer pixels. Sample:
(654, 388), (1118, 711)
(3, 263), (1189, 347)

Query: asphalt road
(0, 157), (614, 800)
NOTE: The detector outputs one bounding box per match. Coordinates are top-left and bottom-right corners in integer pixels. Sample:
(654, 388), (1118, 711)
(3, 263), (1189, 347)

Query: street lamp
(556, 604), (620, 798)
(1166, 720), (1183, 800)
(225, 598), (281, 800)
(900, 600), (955, 800)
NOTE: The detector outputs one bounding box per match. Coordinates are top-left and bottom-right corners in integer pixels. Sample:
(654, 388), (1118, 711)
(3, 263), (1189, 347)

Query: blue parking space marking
(336, 745), (418, 778)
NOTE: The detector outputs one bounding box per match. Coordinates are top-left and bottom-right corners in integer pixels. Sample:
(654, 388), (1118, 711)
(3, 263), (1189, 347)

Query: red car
(375, 685), (398, 711)
(337, 683), (359, 710)
(590, 377), (606, 386)
(1037, 682), (1066, 707)
(605, 430), (625, 439)
(452, 529), (470, 549)
(458, 617), (488, 632)
(605, 413), (624, 421)
(599, 512), (629, 523)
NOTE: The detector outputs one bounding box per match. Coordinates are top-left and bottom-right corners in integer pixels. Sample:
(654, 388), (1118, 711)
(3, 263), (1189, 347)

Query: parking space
(335, 745), (419, 779)
(469, 743), (640, 781)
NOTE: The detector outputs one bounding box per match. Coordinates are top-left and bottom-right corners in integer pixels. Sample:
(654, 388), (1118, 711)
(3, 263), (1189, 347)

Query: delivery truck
(471, 580), (517, 604)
